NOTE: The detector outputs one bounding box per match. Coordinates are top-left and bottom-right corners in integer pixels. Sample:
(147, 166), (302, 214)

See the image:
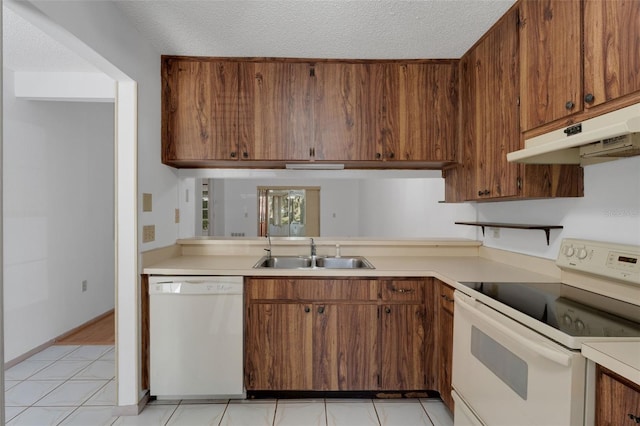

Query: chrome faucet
(264, 234), (272, 259)
(310, 238), (317, 268)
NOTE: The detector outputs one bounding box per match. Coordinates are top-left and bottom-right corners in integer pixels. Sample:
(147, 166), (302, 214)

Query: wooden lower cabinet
(245, 303), (313, 390)
(314, 304), (379, 390)
(596, 365), (640, 425)
(436, 280), (455, 412)
(244, 277), (428, 392)
(381, 303), (426, 389)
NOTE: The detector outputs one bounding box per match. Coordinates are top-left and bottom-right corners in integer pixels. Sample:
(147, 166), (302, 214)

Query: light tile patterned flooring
(4, 345), (454, 426)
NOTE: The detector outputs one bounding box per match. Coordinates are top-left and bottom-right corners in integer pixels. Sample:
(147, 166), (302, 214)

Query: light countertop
(582, 341), (640, 386)
(143, 254), (559, 288)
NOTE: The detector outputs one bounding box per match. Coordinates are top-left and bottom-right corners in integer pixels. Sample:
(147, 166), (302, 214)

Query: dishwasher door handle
(455, 292), (572, 367)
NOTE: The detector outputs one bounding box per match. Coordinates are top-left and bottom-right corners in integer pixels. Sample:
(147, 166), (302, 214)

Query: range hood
(507, 103), (640, 164)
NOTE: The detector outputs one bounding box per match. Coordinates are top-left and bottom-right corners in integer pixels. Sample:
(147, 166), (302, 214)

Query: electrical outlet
(82, 280), (88, 292)
(143, 225), (156, 243)
(175, 208), (180, 223)
(492, 227), (500, 238)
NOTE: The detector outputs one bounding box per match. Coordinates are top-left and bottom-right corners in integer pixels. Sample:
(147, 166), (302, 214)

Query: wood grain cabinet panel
(436, 281), (455, 412)
(313, 63), (380, 161)
(381, 303), (426, 390)
(162, 58), (239, 164)
(461, 7), (521, 200)
(383, 63), (458, 162)
(584, 0), (640, 108)
(596, 365), (640, 426)
(245, 303), (313, 390)
(314, 304), (379, 390)
(239, 62), (313, 161)
(245, 277), (429, 392)
(445, 6), (584, 202)
(519, 0), (582, 132)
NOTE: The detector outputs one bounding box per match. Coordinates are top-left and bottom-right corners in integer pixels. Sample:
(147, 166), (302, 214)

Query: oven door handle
(455, 292), (572, 367)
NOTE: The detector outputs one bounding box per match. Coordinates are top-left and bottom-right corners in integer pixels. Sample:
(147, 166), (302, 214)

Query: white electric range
(452, 238), (640, 426)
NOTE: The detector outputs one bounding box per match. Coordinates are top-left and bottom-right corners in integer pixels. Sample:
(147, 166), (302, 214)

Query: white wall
(475, 157), (640, 258)
(20, 0), (176, 408)
(2, 68), (115, 361)
(358, 178), (476, 238)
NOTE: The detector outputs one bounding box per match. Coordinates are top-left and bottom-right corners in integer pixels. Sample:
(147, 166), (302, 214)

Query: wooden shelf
(454, 222), (563, 245)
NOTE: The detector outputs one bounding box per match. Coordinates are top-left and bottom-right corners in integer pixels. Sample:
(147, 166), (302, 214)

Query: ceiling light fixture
(285, 163), (345, 170)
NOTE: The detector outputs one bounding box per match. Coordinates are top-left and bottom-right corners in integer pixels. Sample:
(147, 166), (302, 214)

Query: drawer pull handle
(393, 288), (414, 293)
(441, 294), (454, 303)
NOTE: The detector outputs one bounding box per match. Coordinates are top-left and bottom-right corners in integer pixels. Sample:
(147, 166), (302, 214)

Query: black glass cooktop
(458, 282), (640, 338)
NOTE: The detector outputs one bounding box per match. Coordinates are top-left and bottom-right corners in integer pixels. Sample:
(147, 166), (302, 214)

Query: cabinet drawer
(380, 280), (425, 302)
(438, 283), (455, 314)
(246, 278), (378, 301)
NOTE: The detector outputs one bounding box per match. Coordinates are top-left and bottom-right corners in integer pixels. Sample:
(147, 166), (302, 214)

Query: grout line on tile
(217, 401), (230, 426)
(370, 399), (382, 426)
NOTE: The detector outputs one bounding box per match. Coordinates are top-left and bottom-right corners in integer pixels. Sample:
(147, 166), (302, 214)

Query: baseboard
(4, 339), (56, 369)
(55, 308), (114, 344)
(4, 308), (115, 369)
(113, 391), (150, 416)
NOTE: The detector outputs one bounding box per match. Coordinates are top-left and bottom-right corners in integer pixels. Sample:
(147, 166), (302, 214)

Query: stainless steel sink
(253, 255), (374, 269)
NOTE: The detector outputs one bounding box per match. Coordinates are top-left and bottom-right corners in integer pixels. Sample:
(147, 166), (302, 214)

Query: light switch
(143, 193), (152, 212)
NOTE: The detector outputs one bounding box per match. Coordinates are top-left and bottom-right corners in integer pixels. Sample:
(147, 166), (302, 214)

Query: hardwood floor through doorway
(56, 310), (115, 345)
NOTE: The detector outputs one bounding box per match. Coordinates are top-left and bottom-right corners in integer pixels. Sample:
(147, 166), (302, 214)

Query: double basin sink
(253, 255), (374, 269)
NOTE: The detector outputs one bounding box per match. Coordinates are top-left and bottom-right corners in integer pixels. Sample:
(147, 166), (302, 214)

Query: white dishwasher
(149, 275), (244, 399)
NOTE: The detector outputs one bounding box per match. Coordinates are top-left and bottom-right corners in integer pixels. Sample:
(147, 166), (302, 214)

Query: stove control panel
(555, 297), (640, 337)
(557, 239), (640, 285)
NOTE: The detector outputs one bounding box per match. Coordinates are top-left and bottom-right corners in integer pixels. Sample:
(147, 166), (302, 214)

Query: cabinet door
(245, 303), (313, 390)
(473, 8), (521, 199)
(239, 62), (313, 160)
(437, 283), (455, 412)
(313, 63), (380, 161)
(596, 366), (640, 425)
(520, 0), (582, 131)
(383, 63), (458, 162)
(162, 59), (239, 163)
(584, 0), (640, 108)
(381, 304), (427, 390)
(313, 304), (379, 390)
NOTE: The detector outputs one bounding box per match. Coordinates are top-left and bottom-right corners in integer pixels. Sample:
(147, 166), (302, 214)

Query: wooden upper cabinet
(239, 62), (313, 161)
(162, 58), (239, 163)
(519, 0), (582, 132)
(383, 63), (458, 162)
(471, 7), (521, 199)
(584, 0), (640, 108)
(312, 63), (380, 161)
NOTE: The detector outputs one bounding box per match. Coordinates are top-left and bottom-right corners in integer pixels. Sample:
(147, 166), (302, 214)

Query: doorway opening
(258, 186), (320, 237)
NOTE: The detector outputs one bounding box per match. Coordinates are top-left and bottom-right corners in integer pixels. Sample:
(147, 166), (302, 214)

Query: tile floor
(4, 345), (454, 426)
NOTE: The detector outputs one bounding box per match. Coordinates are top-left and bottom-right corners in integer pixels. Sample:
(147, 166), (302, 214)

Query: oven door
(452, 291), (586, 426)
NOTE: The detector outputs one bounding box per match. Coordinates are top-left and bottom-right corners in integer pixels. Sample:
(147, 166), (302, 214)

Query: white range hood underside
(507, 103), (640, 165)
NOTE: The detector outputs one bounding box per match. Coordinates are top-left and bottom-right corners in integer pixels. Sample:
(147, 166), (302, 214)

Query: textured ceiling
(3, 0), (517, 73)
(114, 0), (517, 59)
(2, 5), (99, 72)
